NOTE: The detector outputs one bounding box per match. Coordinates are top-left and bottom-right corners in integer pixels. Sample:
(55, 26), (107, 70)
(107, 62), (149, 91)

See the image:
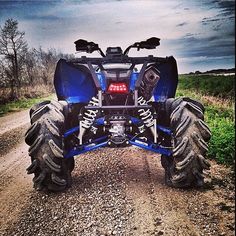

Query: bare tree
(21, 48), (38, 85)
(0, 18), (28, 100)
(0, 18), (75, 102)
(37, 47), (58, 86)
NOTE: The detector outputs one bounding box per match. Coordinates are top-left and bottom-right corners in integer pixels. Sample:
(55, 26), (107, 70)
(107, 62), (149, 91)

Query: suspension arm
(64, 136), (108, 158)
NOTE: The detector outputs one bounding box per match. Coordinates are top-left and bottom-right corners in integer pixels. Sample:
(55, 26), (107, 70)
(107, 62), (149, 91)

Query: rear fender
(54, 59), (97, 104)
(153, 56), (178, 101)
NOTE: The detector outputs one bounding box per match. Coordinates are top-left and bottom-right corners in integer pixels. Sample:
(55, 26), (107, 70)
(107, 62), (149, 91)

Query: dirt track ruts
(0, 110), (235, 236)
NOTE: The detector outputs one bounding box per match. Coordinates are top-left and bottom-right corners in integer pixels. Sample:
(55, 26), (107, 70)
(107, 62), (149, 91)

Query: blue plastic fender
(54, 59), (97, 103)
(54, 56), (178, 104)
(153, 56), (178, 101)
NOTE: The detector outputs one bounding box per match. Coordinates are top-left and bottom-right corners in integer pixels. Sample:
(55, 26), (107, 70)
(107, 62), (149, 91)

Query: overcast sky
(0, 0), (235, 73)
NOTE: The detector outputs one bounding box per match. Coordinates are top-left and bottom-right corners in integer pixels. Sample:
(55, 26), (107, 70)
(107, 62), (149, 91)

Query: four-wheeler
(25, 37), (211, 191)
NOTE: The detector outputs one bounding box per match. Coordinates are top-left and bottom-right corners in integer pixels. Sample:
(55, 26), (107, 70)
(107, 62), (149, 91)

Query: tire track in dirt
(123, 148), (200, 236)
(123, 148), (234, 236)
(0, 110), (29, 156)
(123, 147), (156, 235)
(0, 110), (29, 136)
(145, 152), (201, 236)
(145, 151), (234, 236)
(0, 142), (32, 233)
(0, 111), (32, 234)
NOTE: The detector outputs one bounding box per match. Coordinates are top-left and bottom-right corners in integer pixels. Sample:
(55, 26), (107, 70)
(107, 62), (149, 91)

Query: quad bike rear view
(25, 37), (211, 191)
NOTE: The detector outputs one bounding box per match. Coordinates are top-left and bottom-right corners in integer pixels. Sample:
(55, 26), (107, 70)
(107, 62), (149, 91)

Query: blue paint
(156, 125), (172, 135)
(95, 117), (105, 125)
(96, 73), (107, 91)
(54, 59), (97, 104)
(129, 140), (172, 156)
(64, 136), (108, 158)
(129, 72), (139, 90)
(153, 56), (178, 101)
(65, 141), (108, 158)
(64, 125), (80, 138)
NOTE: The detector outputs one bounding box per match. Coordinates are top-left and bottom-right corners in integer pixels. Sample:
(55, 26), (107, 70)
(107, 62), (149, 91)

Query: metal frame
(63, 117), (173, 158)
(64, 137), (172, 159)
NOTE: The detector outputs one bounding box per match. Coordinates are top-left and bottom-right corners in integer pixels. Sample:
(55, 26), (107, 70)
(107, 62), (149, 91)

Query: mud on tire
(161, 97), (211, 188)
(25, 100), (74, 192)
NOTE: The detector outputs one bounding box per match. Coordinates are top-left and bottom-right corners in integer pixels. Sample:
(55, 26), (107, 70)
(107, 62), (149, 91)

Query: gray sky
(0, 0), (235, 73)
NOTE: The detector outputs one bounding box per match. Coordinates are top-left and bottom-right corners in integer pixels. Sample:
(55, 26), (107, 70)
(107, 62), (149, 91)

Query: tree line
(0, 18), (73, 103)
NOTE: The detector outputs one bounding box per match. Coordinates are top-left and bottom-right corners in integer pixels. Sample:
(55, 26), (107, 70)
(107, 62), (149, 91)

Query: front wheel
(161, 97), (211, 188)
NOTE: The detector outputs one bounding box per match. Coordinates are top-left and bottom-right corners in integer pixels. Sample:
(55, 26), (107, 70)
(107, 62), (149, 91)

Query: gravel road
(0, 110), (235, 236)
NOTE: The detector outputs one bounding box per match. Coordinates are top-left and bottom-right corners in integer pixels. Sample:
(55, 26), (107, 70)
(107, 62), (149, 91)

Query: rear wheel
(161, 97), (211, 188)
(25, 100), (74, 191)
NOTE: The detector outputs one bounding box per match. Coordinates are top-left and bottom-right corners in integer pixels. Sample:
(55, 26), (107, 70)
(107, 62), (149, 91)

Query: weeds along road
(0, 110), (235, 236)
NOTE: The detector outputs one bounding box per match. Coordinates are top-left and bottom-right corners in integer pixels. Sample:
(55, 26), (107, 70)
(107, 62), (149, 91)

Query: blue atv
(25, 38), (211, 191)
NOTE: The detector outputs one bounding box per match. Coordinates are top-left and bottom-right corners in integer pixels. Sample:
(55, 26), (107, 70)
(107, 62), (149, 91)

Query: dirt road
(0, 110), (235, 236)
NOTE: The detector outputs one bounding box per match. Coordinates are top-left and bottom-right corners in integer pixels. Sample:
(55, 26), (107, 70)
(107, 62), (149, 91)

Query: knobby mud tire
(29, 100), (51, 118)
(25, 100), (74, 192)
(161, 97), (211, 188)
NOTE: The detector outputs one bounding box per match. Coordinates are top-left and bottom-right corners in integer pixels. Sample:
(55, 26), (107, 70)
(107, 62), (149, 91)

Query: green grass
(178, 74), (235, 98)
(177, 74), (235, 166)
(206, 109), (235, 165)
(0, 94), (54, 117)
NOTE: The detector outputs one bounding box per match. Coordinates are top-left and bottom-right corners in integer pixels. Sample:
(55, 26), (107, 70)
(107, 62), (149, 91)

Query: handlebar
(68, 55), (170, 65)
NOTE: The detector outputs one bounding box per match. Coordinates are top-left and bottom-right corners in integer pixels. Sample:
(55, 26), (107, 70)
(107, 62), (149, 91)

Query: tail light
(108, 82), (128, 94)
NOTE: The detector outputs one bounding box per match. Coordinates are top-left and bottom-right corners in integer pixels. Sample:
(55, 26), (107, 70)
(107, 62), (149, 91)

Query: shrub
(207, 115), (235, 165)
(178, 74), (235, 98)
(203, 104), (234, 165)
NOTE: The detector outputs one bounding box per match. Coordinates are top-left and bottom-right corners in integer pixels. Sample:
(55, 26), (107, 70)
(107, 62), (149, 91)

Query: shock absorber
(79, 97), (99, 144)
(137, 96), (155, 127)
(137, 96), (157, 142)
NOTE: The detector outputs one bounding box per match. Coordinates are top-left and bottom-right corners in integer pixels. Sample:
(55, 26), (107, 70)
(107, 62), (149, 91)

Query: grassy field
(0, 94), (54, 117)
(178, 74), (234, 98)
(177, 74), (235, 166)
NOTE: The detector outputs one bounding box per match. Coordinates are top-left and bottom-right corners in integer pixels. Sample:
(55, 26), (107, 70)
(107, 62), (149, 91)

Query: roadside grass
(177, 74), (235, 166)
(178, 74), (235, 98)
(0, 94), (54, 117)
(0, 84), (53, 104)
